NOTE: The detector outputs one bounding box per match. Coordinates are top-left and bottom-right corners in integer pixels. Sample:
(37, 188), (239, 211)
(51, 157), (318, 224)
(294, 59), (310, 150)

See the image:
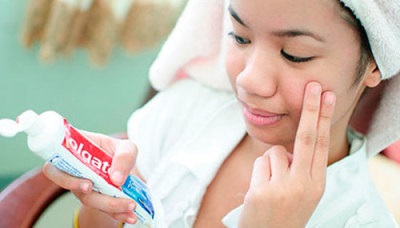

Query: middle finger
(292, 82), (322, 174)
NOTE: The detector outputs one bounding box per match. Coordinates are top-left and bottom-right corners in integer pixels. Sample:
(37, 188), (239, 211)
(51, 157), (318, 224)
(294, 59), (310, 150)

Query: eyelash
(227, 31), (314, 63)
(227, 32), (251, 45)
(280, 50), (314, 63)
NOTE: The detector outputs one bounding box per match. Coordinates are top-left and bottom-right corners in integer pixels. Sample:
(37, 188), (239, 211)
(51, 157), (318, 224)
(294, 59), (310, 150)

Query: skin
(225, 0), (380, 162)
(226, 0), (381, 226)
(42, 0), (382, 227)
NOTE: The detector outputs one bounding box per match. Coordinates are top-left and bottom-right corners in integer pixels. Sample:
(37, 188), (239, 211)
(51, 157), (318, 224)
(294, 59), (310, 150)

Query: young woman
(43, 0), (399, 227)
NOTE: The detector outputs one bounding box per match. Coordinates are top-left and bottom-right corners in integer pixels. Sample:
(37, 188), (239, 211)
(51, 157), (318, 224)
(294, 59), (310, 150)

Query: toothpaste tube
(0, 110), (154, 227)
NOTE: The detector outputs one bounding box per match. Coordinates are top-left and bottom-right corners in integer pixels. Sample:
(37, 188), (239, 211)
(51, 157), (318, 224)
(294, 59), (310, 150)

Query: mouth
(242, 104), (285, 127)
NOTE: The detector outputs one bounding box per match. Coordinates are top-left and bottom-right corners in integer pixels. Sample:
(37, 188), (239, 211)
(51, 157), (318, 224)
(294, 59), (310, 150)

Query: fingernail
(127, 216), (137, 224)
(128, 203), (135, 211)
(324, 92), (336, 105)
(80, 182), (90, 192)
(112, 171), (124, 185)
(309, 83), (321, 95)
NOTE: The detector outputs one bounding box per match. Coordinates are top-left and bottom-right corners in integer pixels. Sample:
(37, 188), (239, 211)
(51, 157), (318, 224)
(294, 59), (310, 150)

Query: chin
(246, 123), (296, 149)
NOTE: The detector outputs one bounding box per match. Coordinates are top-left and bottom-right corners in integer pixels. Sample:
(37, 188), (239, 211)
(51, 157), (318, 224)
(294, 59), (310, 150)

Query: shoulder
(126, 79), (237, 179)
(130, 79), (234, 121)
(127, 79), (236, 141)
(309, 131), (396, 227)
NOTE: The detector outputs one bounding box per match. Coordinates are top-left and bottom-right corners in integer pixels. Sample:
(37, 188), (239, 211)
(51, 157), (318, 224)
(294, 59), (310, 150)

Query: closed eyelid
(228, 31), (251, 45)
(281, 50), (314, 63)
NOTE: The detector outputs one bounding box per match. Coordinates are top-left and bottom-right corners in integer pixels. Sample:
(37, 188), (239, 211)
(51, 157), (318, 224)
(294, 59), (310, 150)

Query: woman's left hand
(239, 82), (336, 227)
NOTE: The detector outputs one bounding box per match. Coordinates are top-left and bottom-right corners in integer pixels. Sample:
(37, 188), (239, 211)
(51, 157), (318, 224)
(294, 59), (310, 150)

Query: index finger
(311, 91), (336, 180)
(291, 82), (322, 173)
(81, 131), (138, 186)
(110, 140), (138, 186)
(81, 131), (117, 155)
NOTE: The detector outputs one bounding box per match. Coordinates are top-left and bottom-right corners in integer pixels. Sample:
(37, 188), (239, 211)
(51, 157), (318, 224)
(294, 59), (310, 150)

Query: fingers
(249, 153), (271, 190)
(292, 82), (322, 172)
(112, 212), (138, 224)
(81, 131), (116, 154)
(42, 162), (93, 193)
(250, 146), (292, 189)
(79, 205), (137, 226)
(243, 82), (335, 227)
(109, 140), (138, 186)
(74, 191), (136, 216)
(292, 82), (336, 177)
(43, 132), (140, 225)
(268, 146), (290, 180)
(43, 162), (138, 224)
(81, 131), (138, 186)
(312, 91), (336, 180)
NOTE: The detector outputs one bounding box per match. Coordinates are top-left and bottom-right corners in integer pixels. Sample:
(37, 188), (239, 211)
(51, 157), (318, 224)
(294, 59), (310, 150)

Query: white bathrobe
(126, 79), (397, 228)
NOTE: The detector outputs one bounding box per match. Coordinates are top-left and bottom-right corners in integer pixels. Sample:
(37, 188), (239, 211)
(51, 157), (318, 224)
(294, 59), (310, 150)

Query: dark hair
(339, 2), (373, 85)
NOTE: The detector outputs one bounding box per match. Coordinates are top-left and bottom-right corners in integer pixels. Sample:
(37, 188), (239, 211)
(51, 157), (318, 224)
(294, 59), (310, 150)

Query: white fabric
(125, 79), (396, 228)
(339, 0), (400, 79)
(148, 0), (400, 158)
(149, 0), (231, 91)
(338, 0), (400, 157)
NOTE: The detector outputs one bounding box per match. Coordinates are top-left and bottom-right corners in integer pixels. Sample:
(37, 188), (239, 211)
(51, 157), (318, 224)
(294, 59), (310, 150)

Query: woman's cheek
(225, 43), (244, 86)
(283, 84), (305, 123)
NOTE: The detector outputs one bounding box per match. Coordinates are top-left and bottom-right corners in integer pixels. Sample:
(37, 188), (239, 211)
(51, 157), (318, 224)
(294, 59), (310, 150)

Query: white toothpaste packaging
(0, 110), (155, 227)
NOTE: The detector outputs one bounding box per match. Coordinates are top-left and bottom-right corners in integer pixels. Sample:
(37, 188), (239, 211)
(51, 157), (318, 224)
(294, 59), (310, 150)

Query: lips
(242, 104), (284, 126)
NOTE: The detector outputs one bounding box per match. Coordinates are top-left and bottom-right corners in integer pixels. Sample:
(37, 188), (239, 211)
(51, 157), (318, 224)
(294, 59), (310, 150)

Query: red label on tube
(61, 119), (117, 187)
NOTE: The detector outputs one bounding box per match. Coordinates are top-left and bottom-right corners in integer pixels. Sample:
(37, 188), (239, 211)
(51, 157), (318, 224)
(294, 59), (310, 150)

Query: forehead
(228, 0), (344, 29)
(228, 0), (354, 42)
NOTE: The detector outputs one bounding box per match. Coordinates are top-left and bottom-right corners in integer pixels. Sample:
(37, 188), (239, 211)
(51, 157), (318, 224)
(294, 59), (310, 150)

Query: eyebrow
(227, 5), (325, 43)
(272, 30), (325, 43)
(228, 5), (247, 27)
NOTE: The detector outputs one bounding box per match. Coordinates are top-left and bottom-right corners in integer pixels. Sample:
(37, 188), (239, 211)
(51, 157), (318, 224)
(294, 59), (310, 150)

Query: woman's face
(226, 0), (378, 151)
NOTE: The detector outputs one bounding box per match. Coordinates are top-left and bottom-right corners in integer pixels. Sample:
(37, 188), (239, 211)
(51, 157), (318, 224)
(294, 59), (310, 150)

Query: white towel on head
(366, 75), (400, 156)
(329, 0), (400, 156)
(340, 0), (400, 79)
(148, 0), (400, 157)
(149, 0), (231, 91)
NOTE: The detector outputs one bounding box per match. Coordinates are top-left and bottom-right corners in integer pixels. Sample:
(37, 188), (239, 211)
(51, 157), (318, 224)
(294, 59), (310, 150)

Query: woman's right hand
(42, 131), (140, 226)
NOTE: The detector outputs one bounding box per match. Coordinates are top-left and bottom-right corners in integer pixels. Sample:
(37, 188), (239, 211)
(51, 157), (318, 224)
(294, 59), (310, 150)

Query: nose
(236, 48), (278, 98)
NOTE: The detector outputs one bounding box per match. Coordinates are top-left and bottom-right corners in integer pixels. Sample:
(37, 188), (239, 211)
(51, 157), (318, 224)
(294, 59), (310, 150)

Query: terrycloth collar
(222, 130), (395, 227)
(171, 98), (246, 184)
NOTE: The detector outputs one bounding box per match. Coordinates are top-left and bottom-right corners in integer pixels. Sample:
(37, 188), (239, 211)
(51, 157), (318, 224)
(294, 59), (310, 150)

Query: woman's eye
(281, 50), (314, 63)
(228, 32), (251, 45)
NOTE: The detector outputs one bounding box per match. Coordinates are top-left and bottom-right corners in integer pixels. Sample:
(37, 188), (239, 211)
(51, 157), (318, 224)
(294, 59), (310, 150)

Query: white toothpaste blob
(0, 118), (21, 137)
(0, 110), (155, 227)
(0, 110), (42, 137)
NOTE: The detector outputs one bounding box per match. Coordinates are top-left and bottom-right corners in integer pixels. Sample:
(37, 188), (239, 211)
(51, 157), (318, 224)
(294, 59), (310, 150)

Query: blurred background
(0, 0), (184, 226)
(0, 0), (187, 186)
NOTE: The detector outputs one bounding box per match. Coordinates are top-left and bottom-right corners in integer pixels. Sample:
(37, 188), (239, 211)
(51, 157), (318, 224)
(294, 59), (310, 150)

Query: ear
(363, 58), (382, 88)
